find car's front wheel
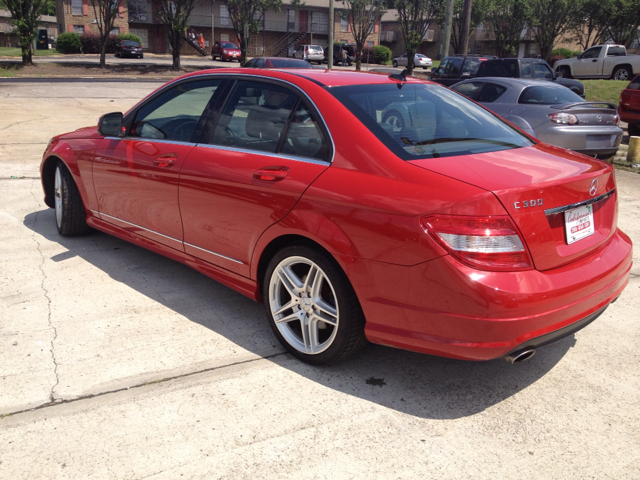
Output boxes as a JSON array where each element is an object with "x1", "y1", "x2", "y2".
[
  {"x1": 54, "y1": 162, "x2": 91, "y2": 236},
  {"x1": 263, "y1": 245, "x2": 366, "y2": 365},
  {"x1": 393, "y1": 60, "x2": 398, "y2": 68}
]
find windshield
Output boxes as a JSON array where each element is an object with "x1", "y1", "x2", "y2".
[
  {"x1": 330, "y1": 83, "x2": 533, "y2": 160},
  {"x1": 222, "y1": 43, "x2": 237, "y2": 49},
  {"x1": 518, "y1": 86, "x2": 584, "y2": 105}
]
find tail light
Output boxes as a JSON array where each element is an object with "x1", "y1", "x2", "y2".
[
  {"x1": 548, "y1": 113, "x2": 578, "y2": 124},
  {"x1": 614, "y1": 114, "x2": 620, "y2": 125},
  {"x1": 422, "y1": 215, "x2": 533, "y2": 271}
]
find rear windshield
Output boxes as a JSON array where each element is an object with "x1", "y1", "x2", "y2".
[
  {"x1": 518, "y1": 86, "x2": 584, "y2": 104},
  {"x1": 330, "y1": 83, "x2": 533, "y2": 160},
  {"x1": 307, "y1": 46, "x2": 323, "y2": 52},
  {"x1": 123, "y1": 41, "x2": 140, "y2": 46},
  {"x1": 627, "y1": 75, "x2": 640, "y2": 90}
]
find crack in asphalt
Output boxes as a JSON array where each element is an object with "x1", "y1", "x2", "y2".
[
  {"x1": 28, "y1": 180, "x2": 61, "y2": 404},
  {"x1": 0, "y1": 352, "x2": 288, "y2": 419}
]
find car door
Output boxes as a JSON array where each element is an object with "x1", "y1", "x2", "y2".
[
  {"x1": 574, "y1": 46, "x2": 602, "y2": 77},
  {"x1": 440, "y1": 57, "x2": 463, "y2": 86},
  {"x1": 92, "y1": 78, "x2": 223, "y2": 251},
  {"x1": 177, "y1": 79, "x2": 332, "y2": 277}
]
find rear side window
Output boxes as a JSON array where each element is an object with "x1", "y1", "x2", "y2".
[
  {"x1": 451, "y1": 81, "x2": 484, "y2": 100},
  {"x1": 444, "y1": 58, "x2": 463, "y2": 75},
  {"x1": 330, "y1": 83, "x2": 532, "y2": 160},
  {"x1": 477, "y1": 83, "x2": 506, "y2": 102},
  {"x1": 518, "y1": 86, "x2": 584, "y2": 105},
  {"x1": 627, "y1": 75, "x2": 640, "y2": 90}
]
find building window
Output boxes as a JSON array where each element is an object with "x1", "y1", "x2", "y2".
[
  {"x1": 220, "y1": 5, "x2": 230, "y2": 26},
  {"x1": 311, "y1": 11, "x2": 327, "y2": 33},
  {"x1": 340, "y1": 17, "x2": 348, "y2": 32},
  {"x1": 73, "y1": 25, "x2": 84, "y2": 33},
  {"x1": 71, "y1": 0, "x2": 83, "y2": 15},
  {"x1": 367, "y1": 41, "x2": 374, "y2": 47},
  {"x1": 220, "y1": 33, "x2": 229, "y2": 41}
]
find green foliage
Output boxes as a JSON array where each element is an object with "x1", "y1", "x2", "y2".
[
  {"x1": 551, "y1": 48, "x2": 580, "y2": 59},
  {"x1": 80, "y1": 33, "x2": 119, "y2": 53},
  {"x1": 56, "y1": 32, "x2": 82, "y2": 54},
  {"x1": 117, "y1": 33, "x2": 143, "y2": 44},
  {"x1": 373, "y1": 44, "x2": 392, "y2": 63},
  {"x1": 39, "y1": 0, "x2": 54, "y2": 15},
  {"x1": 394, "y1": 0, "x2": 445, "y2": 74}
]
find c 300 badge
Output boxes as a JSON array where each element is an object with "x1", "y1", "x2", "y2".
[{"x1": 514, "y1": 199, "x2": 543, "y2": 209}]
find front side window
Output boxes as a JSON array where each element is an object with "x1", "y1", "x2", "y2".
[
  {"x1": 210, "y1": 81, "x2": 330, "y2": 161},
  {"x1": 330, "y1": 83, "x2": 533, "y2": 160},
  {"x1": 131, "y1": 79, "x2": 221, "y2": 142},
  {"x1": 444, "y1": 57, "x2": 463, "y2": 75},
  {"x1": 582, "y1": 46, "x2": 601, "y2": 59},
  {"x1": 518, "y1": 86, "x2": 584, "y2": 105}
]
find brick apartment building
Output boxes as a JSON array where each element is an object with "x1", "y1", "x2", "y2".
[{"x1": 55, "y1": 0, "x2": 129, "y2": 36}]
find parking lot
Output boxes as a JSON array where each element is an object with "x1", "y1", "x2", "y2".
[{"x1": 0, "y1": 80, "x2": 639, "y2": 479}]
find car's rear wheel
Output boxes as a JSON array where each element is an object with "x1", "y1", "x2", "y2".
[
  {"x1": 393, "y1": 60, "x2": 398, "y2": 68},
  {"x1": 263, "y1": 245, "x2": 366, "y2": 365},
  {"x1": 613, "y1": 66, "x2": 632, "y2": 81},
  {"x1": 54, "y1": 162, "x2": 91, "y2": 237},
  {"x1": 557, "y1": 66, "x2": 571, "y2": 78}
]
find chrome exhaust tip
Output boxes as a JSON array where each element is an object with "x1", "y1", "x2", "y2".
[{"x1": 504, "y1": 348, "x2": 536, "y2": 364}]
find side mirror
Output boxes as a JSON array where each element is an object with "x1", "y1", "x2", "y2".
[
  {"x1": 98, "y1": 112, "x2": 124, "y2": 137},
  {"x1": 577, "y1": 54, "x2": 582, "y2": 59},
  {"x1": 431, "y1": 66, "x2": 439, "y2": 73}
]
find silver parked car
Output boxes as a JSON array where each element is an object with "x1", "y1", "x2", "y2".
[
  {"x1": 392, "y1": 53, "x2": 432, "y2": 69},
  {"x1": 451, "y1": 78, "x2": 622, "y2": 160},
  {"x1": 293, "y1": 44, "x2": 324, "y2": 64}
]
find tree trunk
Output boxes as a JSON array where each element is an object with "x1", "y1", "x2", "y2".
[
  {"x1": 459, "y1": 0, "x2": 473, "y2": 55},
  {"x1": 355, "y1": 47, "x2": 362, "y2": 71},
  {"x1": 172, "y1": 35, "x2": 181, "y2": 70},
  {"x1": 100, "y1": 42, "x2": 106, "y2": 68},
  {"x1": 21, "y1": 42, "x2": 33, "y2": 66}
]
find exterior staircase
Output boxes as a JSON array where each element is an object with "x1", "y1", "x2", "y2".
[
  {"x1": 182, "y1": 28, "x2": 207, "y2": 56},
  {"x1": 273, "y1": 32, "x2": 306, "y2": 57}
]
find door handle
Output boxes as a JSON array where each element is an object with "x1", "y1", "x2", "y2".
[
  {"x1": 154, "y1": 154, "x2": 177, "y2": 167},
  {"x1": 592, "y1": 59, "x2": 597, "y2": 62},
  {"x1": 253, "y1": 166, "x2": 289, "y2": 181}
]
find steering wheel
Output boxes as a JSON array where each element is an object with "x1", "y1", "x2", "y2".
[{"x1": 172, "y1": 120, "x2": 199, "y2": 143}]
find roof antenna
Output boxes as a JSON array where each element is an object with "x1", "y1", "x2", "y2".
[{"x1": 389, "y1": 68, "x2": 408, "y2": 86}]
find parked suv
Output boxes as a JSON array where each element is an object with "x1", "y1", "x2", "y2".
[
  {"x1": 324, "y1": 44, "x2": 355, "y2": 66},
  {"x1": 618, "y1": 74, "x2": 640, "y2": 136},
  {"x1": 429, "y1": 55, "x2": 497, "y2": 86},
  {"x1": 476, "y1": 58, "x2": 585, "y2": 97},
  {"x1": 293, "y1": 44, "x2": 324, "y2": 64}
]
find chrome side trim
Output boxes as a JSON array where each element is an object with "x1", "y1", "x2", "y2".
[
  {"x1": 104, "y1": 136, "x2": 195, "y2": 147},
  {"x1": 195, "y1": 143, "x2": 330, "y2": 166},
  {"x1": 99, "y1": 212, "x2": 183, "y2": 244},
  {"x1": 184, "y1": 242, "x2": 244, "y2": 264},
  {"x1": 90, "y1": 209, "x2": 100, "y2": 216},
  {"x1": 544, "y1": 189, "x2": 615, "y2": 216}
]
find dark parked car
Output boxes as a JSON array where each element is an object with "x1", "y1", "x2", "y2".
[
  {"x1": 324, "y1": 44, "x2": 355, "y2": 66},
  {"x1": 429, "y1": 55, "x2": 497, "y2": 86},
  {"x1": 243, "y1": 57, "x2": 314, "y2": 69},
  {"x1": 211, "y1": 42, "x2": 241, "y2": 62},
  {"x1": 476, "y1": 58, "x2": 585, "y2": 97},
  {"x1": 618, "y1": 74, "x2": 640, "y2": 136},
  {"x1": 40, "y1": 69, "x2": 632, "y2": 365},
  {"x1": 451, "y1": 77, "x2": 621, "y2": 159},
  {"x1": 116, "y1": 40, "x2": 143, "y2": 59}
]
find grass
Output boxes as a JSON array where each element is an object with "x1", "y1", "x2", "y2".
[
  {"x1": 0, "y1": 46, "x2": 62, "y2": 57},
  {"x1": 583, "y1": 79, "x2": 627, "y2": 103}
]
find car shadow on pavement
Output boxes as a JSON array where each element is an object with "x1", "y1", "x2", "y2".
[{"x1": 25, "y1": 208, "x2": 573, "y2": 419}]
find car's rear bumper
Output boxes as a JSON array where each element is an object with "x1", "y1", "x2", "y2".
[
  {"x1": 537, "y1": 125, "x2": 623, "y2": 156},
  {"x1": 349, "y1": 228, "x2": 632, "y2": 361}
]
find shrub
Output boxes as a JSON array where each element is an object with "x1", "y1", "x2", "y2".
[
  {"x1": 117, "y1": 32, "x2": 142, "y2": 44},
  {"x1": 80, "y1": 33, "x2": 102, "y2": 54},
  {"x1": 374, "y1": 45, "x2": 392, "y2": 64},
  {"x1": 55, "y1": 32, "x2": 82, "y2": 54},
  {"x1": 551, "y1": 48, "x2": 581, "y2": 59}
]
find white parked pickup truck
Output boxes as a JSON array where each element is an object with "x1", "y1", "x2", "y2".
[{"x1": 554, "y1": 44, "x2": 640, "y2": 81}]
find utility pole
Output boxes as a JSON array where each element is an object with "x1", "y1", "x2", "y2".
[
  {"x1": 440, "y1": 0, "x2": 454, "y2": 59},
  {"x1": 328, "y1": 0, "x2": 334, "y2": 68},
  {"x1": 459, "y1": 0, "x2": 472, "y2": 55}
]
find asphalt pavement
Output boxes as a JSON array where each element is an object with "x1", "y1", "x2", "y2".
[{"x1": 0, "y1": 80, "x2": 638, "y2": 479}]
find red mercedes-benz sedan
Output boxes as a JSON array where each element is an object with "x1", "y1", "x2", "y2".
[{"x1": 40, "y1": 69, "x2": 633, "y2": 365}]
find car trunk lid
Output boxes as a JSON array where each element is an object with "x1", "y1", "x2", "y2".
[{"x1": 408, "y1": 144, "x2": 617, "y2": 271}]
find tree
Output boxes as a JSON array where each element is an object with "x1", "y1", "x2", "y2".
[
  {"x1": 450, "y1": 0, "x2": 489, "y2": 54},
  {"x1": 157, "y1": 0, "x2": 199, "y2": 70},
  {"x1": 340, "y1": 0, "x2": 385, "y2": 70},
  {"x1": 88, "y1": 0, "x2": 121, "y2": 68},
  {"x1": 221, "y1": 0, "x2": 286, "y2": 64},
  {"x1": 394, "y1": 0, "x2": 445, "y2": 75},
  {"x1": 4, "y1": 0, "x2": 47, "y2": 65},
  {"x1": 526, "y1": 0, "x2": 575, "y2": 62},
  {"x1": 603, "y1": 0, "x2": 640, "y2": 46},
  {"x1": 485, "y1": 0, "x2": 529, "y2": 58},
  {"x1": 570, "y1": 0, "x2": 608, "y2": 50}
]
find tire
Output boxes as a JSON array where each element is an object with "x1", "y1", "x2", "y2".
[
  {"x1": 382, "y1": 109, "x2": 405, "y2": 132},
  {"x1": 628, "y1": 123, "x2": 640, "y2": 137},
  {"x1": 54, "y1": 162, "x2": 91, "y2": 237},
  {"x1": 263, "y1": 245, "x2": 367, "y2": 365},
  {"x1": 613, "y1": 66, "x2": 632, "y2": 81},
  {"x1": 557, "y1": 66, "x2": 571, "y2": 79},
  {"x1": 139, "y1": 54, "x2": 143, "y2": 59},
  {"x1": 393, "y1": 60, "x2": 398, "y2": 68}
]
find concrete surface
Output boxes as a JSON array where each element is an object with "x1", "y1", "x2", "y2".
[{"x1": 0, "y1": 81, "x2": 639, "y2": 479}]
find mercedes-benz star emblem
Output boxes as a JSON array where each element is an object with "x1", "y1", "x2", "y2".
[{"x1": 589, "y1": 178, "x2": 598, "y2": 196}]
